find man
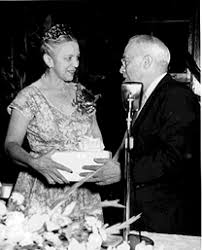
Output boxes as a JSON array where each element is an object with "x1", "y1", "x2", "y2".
[{"x1": 82, "y1": 35, "x2": 201, "y2": 235}]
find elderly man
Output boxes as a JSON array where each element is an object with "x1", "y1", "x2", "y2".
[{"x1": 82, "y1": 35, "x2": 200, "y2": 235}]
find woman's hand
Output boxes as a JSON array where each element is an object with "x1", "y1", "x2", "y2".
[
  {"x1": 80, "y1": 158, "x2": 121, "y2": 185},
  {"x1": 30, "y1": 150, "x2": 72, "y2": 185}
]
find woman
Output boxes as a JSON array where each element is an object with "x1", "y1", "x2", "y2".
[{"x1": 4, "y1": 24, "x2": 104, "y2": 220}]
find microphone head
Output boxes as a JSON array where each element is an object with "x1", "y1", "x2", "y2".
[{"x1": 121, "y1": 82, "x2": 143, "y2": 111}]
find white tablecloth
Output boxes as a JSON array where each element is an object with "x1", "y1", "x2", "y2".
[{"x1": 130, "y1": 231, "x2": 201, "y2": 250}]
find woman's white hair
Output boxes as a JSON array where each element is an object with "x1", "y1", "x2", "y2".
[{"x1": 127, "y1": 34, "x2": 171, "y2": 70}]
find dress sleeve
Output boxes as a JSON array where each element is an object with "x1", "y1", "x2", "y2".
[{"x1": 7, "y1": 87, "x2": 36, "y2": 120}]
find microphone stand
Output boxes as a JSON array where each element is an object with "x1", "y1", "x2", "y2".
[
  {"x1": 122, "y1": 83, "x2": 143, "y2": 243},
  {"x1": 123, "y1": 94, "x2": 138, "y2": 242}
]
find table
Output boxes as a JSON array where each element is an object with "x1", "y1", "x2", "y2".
[{"x1": 130, "y1": 231, "x2": 201, "y2": 250}]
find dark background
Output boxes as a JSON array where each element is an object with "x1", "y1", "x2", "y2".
[{"x1": 0, "y1": 0, "x2": 200, "y2": 227}]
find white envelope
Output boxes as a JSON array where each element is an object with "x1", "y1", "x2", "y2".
[{"x1": 51, "y1": 151, "x2": 111, "y2": 182}]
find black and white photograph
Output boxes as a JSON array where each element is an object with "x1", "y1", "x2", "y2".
[{"x1": 0, "y1": 0, "x2": 200, "y2": 249}]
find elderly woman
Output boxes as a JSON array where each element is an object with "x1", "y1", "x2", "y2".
[{"x1": 4, "y1": 24, "x2": 104, "y2": 220}]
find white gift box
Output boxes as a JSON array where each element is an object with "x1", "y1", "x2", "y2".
[{"x1": 51, "y1": 151, "x2": 111, "y2": 182}]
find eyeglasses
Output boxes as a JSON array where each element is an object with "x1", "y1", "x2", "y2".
[{"x1": 121, "y1": 58, "x2": 130, "y2": 68}]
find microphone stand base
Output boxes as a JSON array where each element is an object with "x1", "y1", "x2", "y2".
[{"x1": 128, "y1": 234, "x2": 154, "y2": 250}]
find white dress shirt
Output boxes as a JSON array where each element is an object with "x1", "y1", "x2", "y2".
[{"x1": 136, "y1": 73, "x2": 167, "y2": 118}]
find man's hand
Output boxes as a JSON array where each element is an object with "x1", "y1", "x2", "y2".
[{"x1": 80, "y1": 158, "x2": 121, "y2": 185}]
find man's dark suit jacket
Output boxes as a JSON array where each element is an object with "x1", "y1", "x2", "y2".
[{"x1": 127, "y1": 74, "x2": 200, "y2": 235}]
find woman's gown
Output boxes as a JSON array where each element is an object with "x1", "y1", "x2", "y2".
[{"x1": 7, "y1": 79, "x2": 104, "y2": 221}]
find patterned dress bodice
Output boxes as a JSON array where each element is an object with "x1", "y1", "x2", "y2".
[{"x1": 8, "y1": 82, "x2": 104, "y2": 157}]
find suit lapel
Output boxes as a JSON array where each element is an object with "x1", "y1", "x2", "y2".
[{"x1": 131, "y1": 74, "x2": 171, "y2": 129}]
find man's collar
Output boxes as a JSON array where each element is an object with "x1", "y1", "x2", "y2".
[{"x1": 144, "y1": 73, "x2": 167, "y2": 100}]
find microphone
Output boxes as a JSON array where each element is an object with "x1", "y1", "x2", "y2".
[{"x1": 121, "y1": 82, "x2": 143, "y2": 112}]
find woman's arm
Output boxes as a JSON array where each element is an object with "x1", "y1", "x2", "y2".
[
  {"x1": 4, "y1": 109, "x2": 33, "y2": 167},
  {"x1": 4, "y1": 109, "x2": 72, "y2": 184}
]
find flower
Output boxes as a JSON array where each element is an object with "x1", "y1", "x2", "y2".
[
  {"x1": 73, "y1": 84, "x2": 100, "y2": 115},
  {"x1": 0, "y1": 193, "x2": 141, "y2": 250},
  {"x1": 0, "y1": 194, "x2": 105, "y2": 250}
]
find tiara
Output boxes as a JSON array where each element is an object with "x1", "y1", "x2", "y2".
[{"x1": 42, "y1": 24, "x2": 72, "y2": 42}]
